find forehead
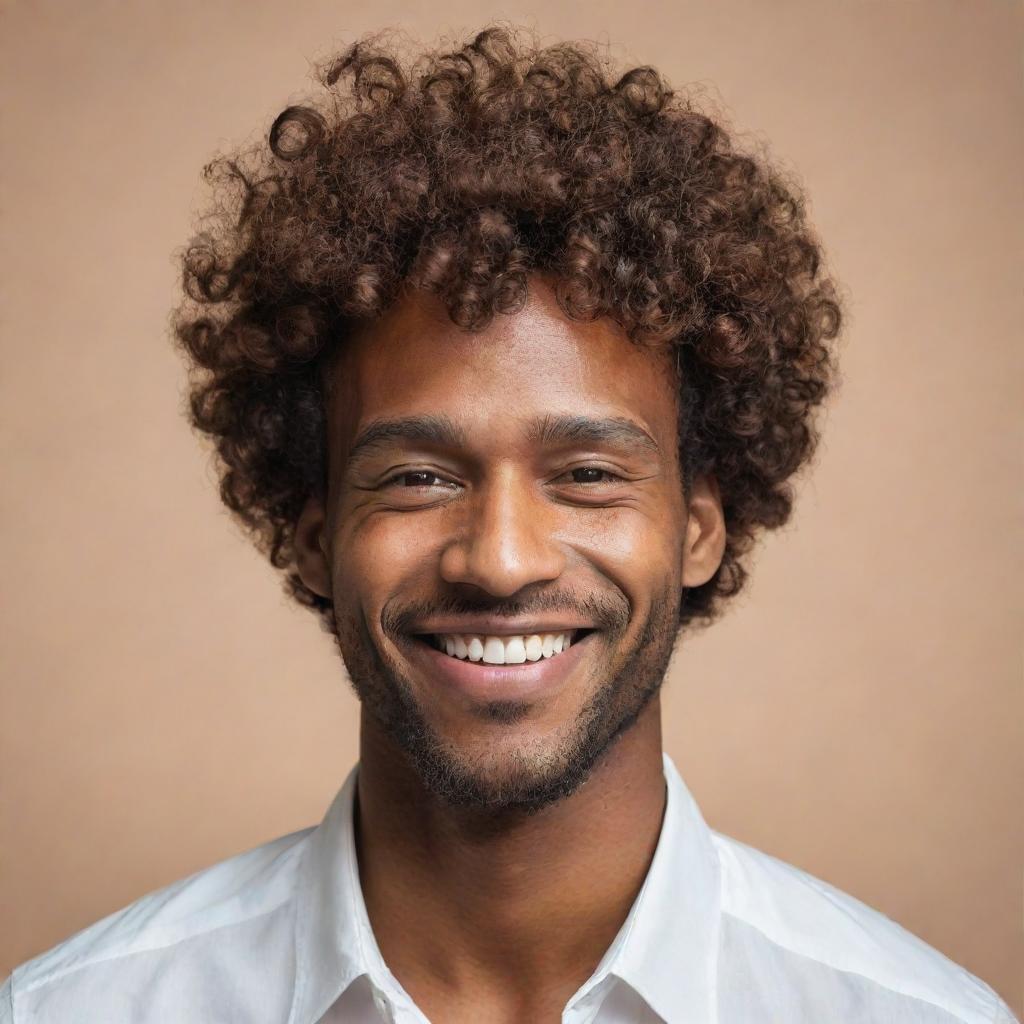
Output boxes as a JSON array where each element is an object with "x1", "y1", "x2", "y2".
[{"x1": 325, "y1": 278, "x2": 679, "y2": 453}]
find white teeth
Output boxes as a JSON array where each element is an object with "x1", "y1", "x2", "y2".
[
  {"x1": 504, "y1": 637, "x2": 527, "y2": 664},
  {"x1": 433, "y1": 631, "x2": 581, "y2": 665},
  {"x1": 482, "y1": 637, "x2": 506, "y2": 664}
]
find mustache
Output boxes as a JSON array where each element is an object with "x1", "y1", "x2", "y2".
[{"x1": 382, "y1": 589, "x2": 631, "y2": 638}]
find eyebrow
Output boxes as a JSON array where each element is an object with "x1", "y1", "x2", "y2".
[
  {"x1": 346, "y1": 415, "x2": 466, "y2": 467},
  {"x1": 344, "y1": 412, "x2": 661, "y2": 469},
  {"x1": 528, "y1": 414, "x2": 661, "y2": 456}
]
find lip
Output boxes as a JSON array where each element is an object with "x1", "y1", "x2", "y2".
[
  {"x1": 403, "y1": 630, "x2": 596, "y2": 705},
  {"x1": 409, "y1": 617, "x2": 593, "y2": 636}
]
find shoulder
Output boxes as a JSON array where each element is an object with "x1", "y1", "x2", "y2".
[
  {"x1": 711, "y1": 831, "x2": 1016, "y2": 1023},
  {"x1": 3, "y1": 827, "x2": 313, "y2": 1022}
]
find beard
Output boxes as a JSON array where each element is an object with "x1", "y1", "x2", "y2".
[{"x1": 328, "y1": 582, "x2": 682, "y2": 816}]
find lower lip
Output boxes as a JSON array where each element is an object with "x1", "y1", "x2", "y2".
[{"x1": 405, "y1": 634, "x2": 595, "y2": 704}]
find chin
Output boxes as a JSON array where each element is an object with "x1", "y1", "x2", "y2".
[{"x1": 398, "y1": 708, "x2": 618, "y2": 815}]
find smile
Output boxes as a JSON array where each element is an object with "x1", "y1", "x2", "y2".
[
  {"x1": 428, "y1": 631, "x2": 585, "y2": 664},
  {"x1": 406, "y1": 629, "x2": 597, "y2": 704}
]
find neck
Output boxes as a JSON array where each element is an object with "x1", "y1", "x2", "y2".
[{"x1": 354, "y1": 699, "x2": 667, "y2": 1019}]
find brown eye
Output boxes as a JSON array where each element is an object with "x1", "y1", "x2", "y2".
[
  {"x1": 375, "y1": 468, "x2": 459, "y2": 509},
  {"x1": 570, "y1": 467, "x2": 616, "y2": 484},
  {"x1": 399, "y1": 471, "x2": 442, "y2": 487},
  {"x1": 381, "y1": 470, "x2": 457, "y2": 492}
]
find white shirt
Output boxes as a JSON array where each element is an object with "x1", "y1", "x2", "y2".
[{"x1": 2, "y1": 753, "x2": 1016, "y2": 1023}]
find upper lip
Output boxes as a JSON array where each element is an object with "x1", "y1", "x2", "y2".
[{"x1": 410, "y1": 618, "x2": 594, "y2": 636}]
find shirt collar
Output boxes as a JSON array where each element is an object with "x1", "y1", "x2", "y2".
[
  {"x1": 289, "y1": 763, "x2": 395, "y2": 1024},
  {"x1": 289, "y1": 751, "x2": 721, "y2": 1024},
  {"x1": 593, "y1": 752, "x2": 722, "y2": 1024}
]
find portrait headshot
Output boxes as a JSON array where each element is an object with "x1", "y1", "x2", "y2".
[{"x1": 1, "y1": 2, "x2": 1020, "y2": 1022}]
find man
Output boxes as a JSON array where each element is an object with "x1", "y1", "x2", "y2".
[{"x1": 2, "y1": 25, "x2": 1016, "y2": 1024}]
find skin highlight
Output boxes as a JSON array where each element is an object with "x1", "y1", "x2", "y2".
[{"x1": 293, "y1": 276, "x2": 725, "y2": 1022}]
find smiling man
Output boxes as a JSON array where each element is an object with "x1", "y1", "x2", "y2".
[
  {"x1": 308, "y1": 282, "x2": 712, "y2": 829},
  {"x1": 2, "y1": 25, "x2": 1016, "y2": 1024}
]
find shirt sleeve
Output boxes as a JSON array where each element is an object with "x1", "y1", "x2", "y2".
[
  {"x1": 992, "y1": 997, "x2": 1021, "y2": 1024},
  {"x1": 0, "y1": 975, "x2": 13, "y2": 1024}
]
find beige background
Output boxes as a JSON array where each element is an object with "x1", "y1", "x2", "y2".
[{"x1": 1, "y1": 0, "x2": 1021, "y2": 1013}]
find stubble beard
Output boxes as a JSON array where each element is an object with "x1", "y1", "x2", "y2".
[{"x1": 329, "y1": 584, "x2": 682, "y2": 816}]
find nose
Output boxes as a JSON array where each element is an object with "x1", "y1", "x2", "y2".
[{"x1": 438, "y1": 465, "x2": 566, "y2": 598}]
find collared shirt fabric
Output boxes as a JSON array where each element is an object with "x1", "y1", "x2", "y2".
[{"x1": 2, "y1": 754, "x2": 1017, "y2": 1024}]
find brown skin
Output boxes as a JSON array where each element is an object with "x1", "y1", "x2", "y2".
[{"x1": 294, "y1": 276, "x2": 725, "y2": 1022}]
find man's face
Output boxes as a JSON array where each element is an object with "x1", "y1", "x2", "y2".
[{"x1": 299, "y1": 278, "x2": 719, "y2": 813}]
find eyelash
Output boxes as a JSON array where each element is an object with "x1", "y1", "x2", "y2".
[
  {"x1": 381, "y1": 467, "x2": 625, "y2": 489},
  {"x1": 383, "y1": 470, "x2": 457, "y2": 489},
  {"x1": 561, "y1": 467, "x2": 623, "y2": 485}
]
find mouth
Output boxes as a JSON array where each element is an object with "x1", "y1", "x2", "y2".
[
  {"x1": 417, "y1": 628, "x2": 596, "y2": 665},
  {"x1": 403, "y1": 628, "x2": 598, "y2": 705}
]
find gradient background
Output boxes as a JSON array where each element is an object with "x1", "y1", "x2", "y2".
[{"x1": 1, "y1": 0, "x2": 1020, "y2": 1013}]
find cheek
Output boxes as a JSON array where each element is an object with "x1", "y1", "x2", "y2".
[
  {"x1": 333, "y1": 511, "x2": 439, "y2": 607},
  {"x1": 565, "y1": 506, "x2": 684, "y2": 600}
]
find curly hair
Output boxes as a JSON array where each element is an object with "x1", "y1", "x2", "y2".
[{"x1": 171, "y1": 25, "x2": 843, "y2": 633}]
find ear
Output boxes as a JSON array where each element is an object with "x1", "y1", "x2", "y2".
[
  {"x1": 293, "y1": 493, "x2": 332, "y2": 599},
  {"x1": 681, "y1": 474, "x2": 726, "y2": 588}
]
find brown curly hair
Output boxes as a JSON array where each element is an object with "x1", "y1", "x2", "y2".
[{"x1": 171, "y1": 25, "x2": 843, "y2": 633}]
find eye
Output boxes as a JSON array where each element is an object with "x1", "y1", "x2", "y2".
[
  {"x1": 398, "y1": 471, "x2": 439, "y2": 487},
  {"x1": 384, "y1": 470, "x2": 456, "y2": 489},
  {"x1": 563, "y1": 466, "x2": 623, "y2": 485}
]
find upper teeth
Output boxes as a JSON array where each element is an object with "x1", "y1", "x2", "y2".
[{"x1": 436, "y1": 632, "x2": 575, "y2": 664}]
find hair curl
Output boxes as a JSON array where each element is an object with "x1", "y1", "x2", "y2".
[{"x1": 171, "y1": 25, "x2": 843, "y2": 632}]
